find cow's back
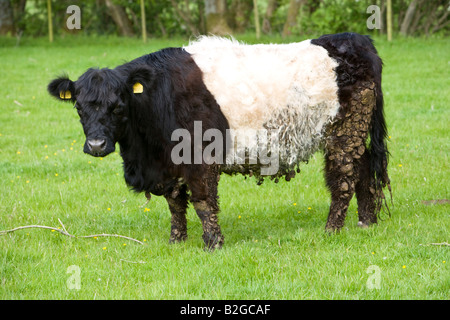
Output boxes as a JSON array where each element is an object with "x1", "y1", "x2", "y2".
[{"x1": 184, "y1": 37, "x2": 341, "y2": 168}]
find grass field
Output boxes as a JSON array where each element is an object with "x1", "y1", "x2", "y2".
[{"x1": 0, "y1": 34, "x2": 448, "y2": 300}]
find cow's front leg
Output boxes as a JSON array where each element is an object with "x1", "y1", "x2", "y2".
[
  {"x1": 165, "y1": 184, "x2": 189, "y2": 243},
  {"x1": 190, "y1": 165, "x2": 224, "y2": 251},
  {"x1": 193, "y1": 200, "x2": 224, "y2": 251}
]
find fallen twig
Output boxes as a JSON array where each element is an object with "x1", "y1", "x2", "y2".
[
  {"x1": 420, "y1": 242, "x2": 450, "y2": 247},
  {"x1": 0, "y1": 221, "x2": 145, "y2": 245},
  {"x1": 120, "y1": 259, "x2": 146, "y2": 264},
  {"x1": 77, "y1": 233, "x2": 144, "y2": 244},
  {"x1": 430, "y1": 242, "x2": 450, "y2": 247},
  {"x1": 0, "y1": 225, "x2": 73, "y2": 237}
]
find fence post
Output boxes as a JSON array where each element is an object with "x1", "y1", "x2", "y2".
[
  {"x1": 47, "y1": 0, "x2": 53, "y2": 42},
  {"x1": 253, "y1": 0, "x2": 260, "y2": 39},
  {"x1": 387, "y1": 0, "x2": 392, "y2": 41},
  {"x1": 140, "y1": 0, "x2": 147, "y2": 43}
]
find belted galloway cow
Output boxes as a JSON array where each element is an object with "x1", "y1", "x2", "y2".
[{"x1": 48, "y1": 33, "x2": 391, "y2": 250}]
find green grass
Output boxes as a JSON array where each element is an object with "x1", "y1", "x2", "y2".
[{"x1": 0, "y1": 34, "x2": 448, "y2": 300}]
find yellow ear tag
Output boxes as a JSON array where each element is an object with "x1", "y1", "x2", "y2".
[
  {"x1": 133, "y1": 82, "x2": 144, "y2": 94},
  {"x1": 60, "y1": 90, "x2": 72, "y2": 99}
]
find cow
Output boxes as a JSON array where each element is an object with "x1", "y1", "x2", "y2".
[{"x1": 48, "y1": 32, "x2": 391, "y2": 250}]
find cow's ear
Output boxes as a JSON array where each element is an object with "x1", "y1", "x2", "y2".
[
  {"x1": 48, "y1": 76, "x2": 76, "y2": 102},
  {"x1": 125, "y1": 65, "x2": 155, "y2": 96}
]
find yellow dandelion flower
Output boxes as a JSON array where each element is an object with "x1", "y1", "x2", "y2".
[
  {"x1": 298, "y1": 211, "x2": 301, "y2": 213},
  {"x1": 371, "y1": 252, "x2": 375, "y2": 255},
  {"x1": 293, "y1": 203, "x2": 297, "y2": 206},
  {"x1": 443, "y1": 261, "x2": 446, "y2": 264},
  {"x1": 55, "y1": 173, "x2": 58, "y2": 177},
  {"x1": 51, "y1": 229, "x2": 55, "y2": 232},
  {"x1": 308, "y1": 207, "x2": 311, "y2": 210},
  {"x1": 402, "y1": 265, "x2": 406, "y2": 269},
  {"x1": 107, "y1": 207, "x2": 111, "y2": 211},
  {"x1": 143, "y1": 239, "x2": 147, "y2": 242},
  {"x1": 16, "y1": 151, "x2": 21, "y2": 155},
  {"x1": 26, "y1": 180, "x2": 30, "y2": 184},
  {"x1": 238, "y1": 215, "x2": 241, "y2": 219},
  {"x1": 44, "y1": 145, "x2": 48, "y2": 148},
  {"x1": 102, "y1": 247, "x2": 106, "y2": 250},
  {"x1": 93, "y1": 236, "x2": 98, "y2": 239},
  {"x1": 123, "y1": 243, "x2": 127, "y2": 246},
  {"x1": 398, "y1": 164, "x2": 403, "y2": 167},
  {"x1": 144, "y1": 208, "x2": 150, "y2": 212}
]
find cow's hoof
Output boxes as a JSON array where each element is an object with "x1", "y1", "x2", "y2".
[
  {"x1": 169, "y1": 229, "x2": 187, "y2": 243},
  {"x1": 357, "y1": 221, "x2": 369, "y2": 228},
  {"x1": 203, "y1": 233, "x2": 224, "y2": 252},
  {"x1": 325, "y1": 224, "x2": 342, "y2": 234}
]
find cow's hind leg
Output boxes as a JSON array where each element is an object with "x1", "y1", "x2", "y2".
[
  {"x1": 355, "y1": 150, "x2": 378, "y2": 228},
  {"x1": 165, "y1": 184, "x2": 189, "y2": 243},
  {"x1": 190, "y1": 165, "x2": 224, "y2": 251},
  {"x1": 324, "y1": 82, "x2": 377, "y2": 232},
  {"x1": 324, "y1": 152, "x2": 358, "y2": 232}
]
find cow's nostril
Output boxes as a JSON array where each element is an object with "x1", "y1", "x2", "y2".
[{"x1": 87, "y1": 139, "x2": 107, "y2": 153}]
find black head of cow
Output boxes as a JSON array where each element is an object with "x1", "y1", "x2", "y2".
[{"x1": 48, "y1": 65, "x2": 154, "y2": 157}]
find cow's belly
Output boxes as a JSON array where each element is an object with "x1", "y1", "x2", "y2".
[{"x1": 185, "y1": 37, "x2": 340, "y2": 173}]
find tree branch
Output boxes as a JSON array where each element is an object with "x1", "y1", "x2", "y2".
[{"x1": 0, "y1": 221, "x2": 145, "y2": 245}]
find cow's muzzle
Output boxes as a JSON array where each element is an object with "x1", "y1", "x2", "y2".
[{"x1": 84, "y1": 139, "x2": 112, "y2": 157}]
